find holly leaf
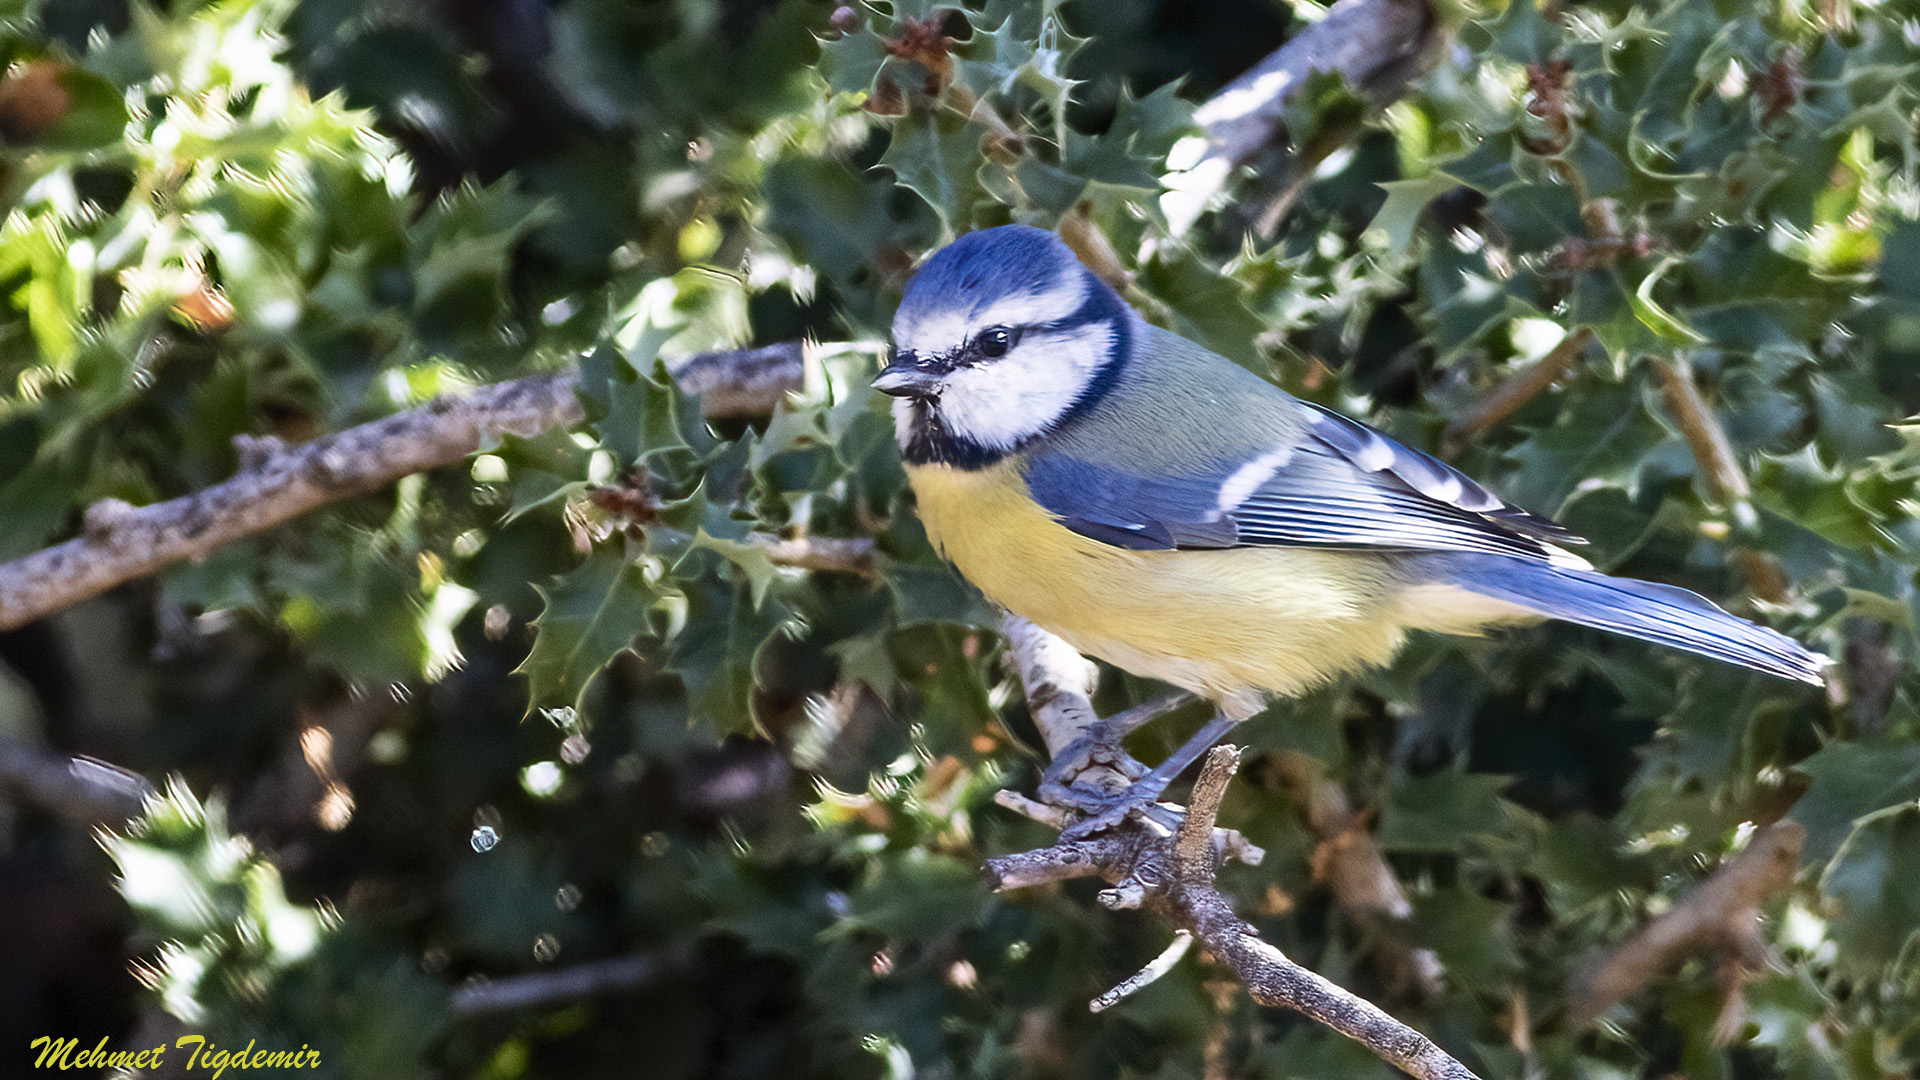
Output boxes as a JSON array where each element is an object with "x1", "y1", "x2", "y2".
[
  {"x1": 819, "y1": 25, "x2": 891, "y2": 97},
  {"x1": 692, "y1": 531, "x2": 781, "y2": 609},
  {"x1": 828, "y1": 631, "x2": 902, "y2": 699},
  {"x1": 518, "y1": 547, "x2": 658, "y2": 714},
  {"x1": 1370, "y1": 172, "x2": 1461, "y2": 256},
  {"x1": 1412, "y1": 885, "x2": 1522, "y2": 988},
  {"x1": 880, "y1": 112, "x2": 986, "y2": 231},
  {"x1": 956, "y1": 15, "x2": 1033, "y2": 99},
  {"x1": 1107, "y1": 80, "x2": 1197, "y2": 166},
  {"x1": 666, "y1": 565, "x2": 803, "y2": 734},
  {"x1": 1819, "y1": 807, "x2": 1920, "y2": 980},
  {"x1": 1136, "y1": 248, "x2": 1267, "y2": 368},
  {"x1": 1791, "y1": 740, "x2": 1920, "y2": 862},
  {"x1": 1478, "y1": 0, "x2": 1560, "y2": 66},
  {"x1": 40, "y1": 65, "x2": 130, "y2": 152},
  {"x1": 1378, "y1": 770, "x2": 1516, "y2": 854}
]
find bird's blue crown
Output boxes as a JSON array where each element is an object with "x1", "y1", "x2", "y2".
[{"x1": 897, "y1": 225, "x2": 1078, "y2": 318}]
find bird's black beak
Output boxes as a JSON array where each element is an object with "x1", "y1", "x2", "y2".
[{"x1": 872, "y1": 354, "x2": 945, "y2": 398}]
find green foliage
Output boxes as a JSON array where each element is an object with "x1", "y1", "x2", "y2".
[
  {"x1": 6, "y1": 0, "x2": 1920, "y2": 1078},
  {"x1": 102, "y1": 781, "x2": 448, "y2": 1079}
]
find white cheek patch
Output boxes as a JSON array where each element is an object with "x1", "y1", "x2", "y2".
[
  {"x1": 934, "y1": 321, "x2": 1113, "y2": 451},
  {"x1": 892, "y1": 275, "x2": 1090, "y2": 358}
]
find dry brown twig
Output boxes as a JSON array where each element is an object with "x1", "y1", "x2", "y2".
[
  {"x1": 450, "y1": 950, "x2": 685, "y2": 1016},
  {"x1": 745, "y1": 535, "x2": 877, "y2": 578},
  {"x1": 0, "y1": 344, "x2": 820, "y2": 827},
  {"x1": 1654, "y1": 358, "x2": 1792, "y2": 602},
  {"x1": 988, "y1": 742, "x2": 1481, "y2": 1080},
  {"x1": 1443, "y1": 326, "x2": 1595, "y2": 454},
  {"x1": 987, "y1": 615, "x2": 1480, "y2": 1080},
  {"x1": 1569, "y1": 821, "x2": 1804, "y2": 1031}
]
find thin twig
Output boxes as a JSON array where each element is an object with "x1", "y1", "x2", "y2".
[
  {"x1": 997, "y1": 613, "x2": 1102, "y2": 763},
  {"x1": 1057, "y1": 203, "x2": 1134, "y2": 294},
  {"x1": 1569, "y1": 822, "x2": 1803, "y2": 1027},
  {"x1": 747, "y1": 535, "x2": 876, "y2": 576},
  {"x1": 1171, "y1": 750, "x2": 1477, "y2": 1079},
  {"x1": 1653, "y1": 358, "x2": 1789, "y2": 600},
  {"x1": 1170, "y1": 747, "x2": 1239, "y2": 884},
  {"x1": 980, "y1": 832, "x2": 1136, "y2": 891},
  {"x1": 994, "y1": 788, "x2": 1074, "y2": 829},
  {"x1": 987, "y1": 747, "x2": 1482, "y2": 1080},
  {"x1": 1655, "y1": 358, "x2": 1753, "y2": 509},
  {"x1": 983, "y1": 624, "x2": 1476, "y2": 1079},
  {"x1": 1443, "y1": 326, "x2": 1594, "y2": 453},
  {"x1": 665, "y1": 342, "x2": 806, "y2": 419},
  {"x1": 0, "y1": 741, "x2": 153, "y2": 825},
  {"x1": 1091, "y1": 930, "x2": 1194, "y2": 1012},
  {"x1": 0, "y1": 372, "x2": 580, "y2": 631},
  {"x1": 451, "y1": 951, "x2": 683, "y2": 1016}
]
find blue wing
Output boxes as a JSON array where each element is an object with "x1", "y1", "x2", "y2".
[{"x1": 1024, "y1": 398, "x2": 1583, "y2": 560}]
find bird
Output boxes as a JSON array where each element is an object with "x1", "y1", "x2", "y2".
[{"x1": 872, "y1": 224, "x2": 1826, "y2": 837}]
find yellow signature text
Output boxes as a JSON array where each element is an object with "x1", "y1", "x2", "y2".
[{"x1": 29, "y1": 1034, "x2": 321, "y2": 1076}]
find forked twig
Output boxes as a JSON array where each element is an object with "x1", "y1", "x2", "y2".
[{"x1": 986, "y1": 618, "x2": 1481, "y2": 1080}]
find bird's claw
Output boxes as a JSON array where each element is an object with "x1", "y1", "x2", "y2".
[
  {"x1": 1033, "y1": 734, "x2": 1183, "y2": 838},
  {"x1": 1038, "y1": 732, "x2": 1147, "y2": 792},
  {"x1": 1056, "y1": 778, "x2": 1181, "y2": 841}
]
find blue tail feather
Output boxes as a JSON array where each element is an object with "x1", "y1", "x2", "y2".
[{"x1": 1417, "y1": 553, "x2": 1827, "y2": 685}]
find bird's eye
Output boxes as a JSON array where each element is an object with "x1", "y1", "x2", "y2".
[{"x1": 977, "y1": 327, "x2": 1013, "y2": 358}]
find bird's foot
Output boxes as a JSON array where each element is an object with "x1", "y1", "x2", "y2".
[
  {"x1": 1035, "y1": 732, "x2": 1147, "y2": 808},
  {"x1": 1056, "y1": 777, "x2": 1182, "y2": 841},
  {"x1": 1035, "y1": 730, "x2": 1181, "y2": 838},
  {"x1": 1046, "y1": 709, "x2": 1247, "y2": 841},
  {"x1": 1030, "y1": 692, "x2": 1193, "y2": 805}
]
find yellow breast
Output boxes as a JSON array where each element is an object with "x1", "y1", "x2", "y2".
[{"x1": 905, "y1": 460, "x2": 1419, "y2": 706}]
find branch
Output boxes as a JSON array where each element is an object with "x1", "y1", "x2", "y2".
[
  {"x1": 0, "y1": 740, "x2": 153, "y2": 825},
  {"x1": 983, "y1": 622, "x2": 1473, "y2": 1079},
  {"x1": 1569, "y1": 822, "x2": 1803, "y2": 1028},
  {"x1": 1442, "y1": 326, "x2": 1594, "y2": 454},
  {"x1": 450, "y1": 951, "x2": 683, "y2": 1016},
  {"x1": 1655, "y1": 358, "x2": 1752, "y2": 511},
  {"x1": 665, "y1": 341, "x2": 805, "y2": 419},
  {"x1": 986, "y1": 748, "x2": 1482, "y2": 1080},
  {"x1": 747, "y1": 534, "x2": 876, "y2": 577},
  {"x1": 0, "y1": 343, "x2": 815, "y2": 632},
  {"x1": 1653, "y1": 358, "x2": 1790, "y2": 601},
  {"x1": 0, "y1": 372, "x2": 580, "y2": 631},
  {"x1": 1162, "y1": 0, "x2": 1444, "y2": 235},
  {"x1": 997, "y1": 612, "x2": 1101, "y2": 762}
]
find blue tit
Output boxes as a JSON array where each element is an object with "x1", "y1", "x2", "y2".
[{"x1": 873, "y1": 224, "x2": 1825, "y2": 834}]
